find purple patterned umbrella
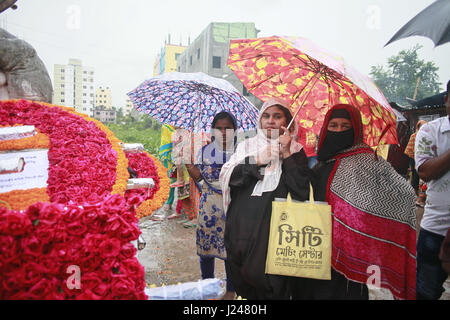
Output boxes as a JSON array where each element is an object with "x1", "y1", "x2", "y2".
[{"x1": 127, "y1": 72, "x2": 259, "y2": 132}]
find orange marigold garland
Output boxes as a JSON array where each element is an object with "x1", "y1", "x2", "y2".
[
  {"x1": 0, "y1": 188, "x2": 49, "y2": 211},
  {"x1": 0, "y1": 125, "x2": 50, "y2": 151},
  {"x1": 136, "y1": 154, "x2": 170, "y2": 219}
]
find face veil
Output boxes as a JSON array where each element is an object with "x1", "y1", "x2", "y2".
[{"x1": 316, "y1": 104, "x2": 363, "y2": 161}]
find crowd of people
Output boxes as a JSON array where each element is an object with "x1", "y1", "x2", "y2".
[{"x1": 153, "y1": 80, "x2": 450, "y2": 300}]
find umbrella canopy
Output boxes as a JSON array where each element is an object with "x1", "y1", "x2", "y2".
[
  {"x1": 228, "y1": 36, "x2": 398, "y2": 151},
  {"x1": 385, "y1": 0, "x2": 450, "y2": 47},
  {"x1": 127, "y1": 72, "x2": 259, "y2": 132}
]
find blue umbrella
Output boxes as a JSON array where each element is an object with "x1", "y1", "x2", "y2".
[{"x1": 127, "y1": 72, "x2": 259, "y2": 132}]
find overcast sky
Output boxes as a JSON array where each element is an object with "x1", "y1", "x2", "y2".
[{"x1": 2, "y1": 0, "x2": 449, "y2": 107}]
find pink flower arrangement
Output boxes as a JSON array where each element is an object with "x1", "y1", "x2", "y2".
[
  {"x1": 124, "y1": 152, "x2": 161, "y2": 208},
  {"x1": 0, "y1": 194, "x2": 147, "y2": 300},
  {"x1": 0, "y1": 100, "x2": 126, "y2": 205}
]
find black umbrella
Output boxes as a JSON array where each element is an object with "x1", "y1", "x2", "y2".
[{"x1": 385, "y1": 0, "x2": 450, "y2": 47}]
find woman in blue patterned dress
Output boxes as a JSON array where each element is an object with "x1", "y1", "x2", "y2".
[{"x1": 184, "y1": 111, "x2": 237, "y2": 300}]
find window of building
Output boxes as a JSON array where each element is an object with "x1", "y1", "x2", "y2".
[
  {"x1": 61, "y1": 84, "x2": 65, "y2": 88},
  {"x1": 61, "y1": 99, "x2": 65, "y2": 102},
  {"x1": 197, "y1": 48, "x2": 200, "y2": 60},
  {"x1": 178, "y1": 67, "x2": 180, "y2": 72},
  {"x1": 175, "y1": 53, "x2": 180, "y2": 60},
  {"x1": 190, "y1": 55, "x2": 193, "y2": 66},
  {"x1": 212, "y1": 56, "x2": 221, "y2": 69},
  {"x1": 61, "y1": 69, "x2": 65, "y2": 72}
]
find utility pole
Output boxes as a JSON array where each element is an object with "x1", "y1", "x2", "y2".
[
  {"x1": 406, "y1": 76, "x2": 421, "y2": 104},
  {"x1": 413, "y1": 76, "x2": 421, "y2": 100}
]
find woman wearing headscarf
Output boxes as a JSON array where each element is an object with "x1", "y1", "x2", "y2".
[
  {"x1": 219, "y1": 98, "x2": 313, "y2": 299},
  {"x1": 185, "y1": 111, "x2": 238, "y2": 300},
  {"x1": 292, "y1": 104, "x2": 417, "y2": 300}
]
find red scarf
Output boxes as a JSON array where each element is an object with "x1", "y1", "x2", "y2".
[{"x1": 327, "y1": 144, "x2": 417, "y2": 300}]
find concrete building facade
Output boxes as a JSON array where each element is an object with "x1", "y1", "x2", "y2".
[
  {"x1": 176, "y1": 22, "x2": 263, "y2": 108},
  {"x1": 124, "y1": 98, "x2": 134, "y2": 116},
  {"x1": 93, "y1": 107, "x2": 116, "y2": 124},
  {"x1": 53, "y1": 58, "x2": 95, "y2": 117},
  {"x1": 153, "y1": 40, "x2": 187, "y2": 76},
  {"x1": 95, "y1": 86, "x2": 112, "y2": 110}
]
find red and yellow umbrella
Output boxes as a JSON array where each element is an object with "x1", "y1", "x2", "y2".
[{"x1": 228, "y1": 36, "x2": 398, "y2": 155}]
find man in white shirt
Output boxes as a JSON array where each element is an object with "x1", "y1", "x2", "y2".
[{"x1": 415, "y1": 80, "x2": 450, "y2": 300}]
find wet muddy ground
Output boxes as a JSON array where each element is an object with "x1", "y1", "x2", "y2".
[
  {"x1": 137, "y1": 205, "x2": 449, "y2": 300},
  {"x1": 137, "y1": 207, "x2": 226, "y2": 288}
]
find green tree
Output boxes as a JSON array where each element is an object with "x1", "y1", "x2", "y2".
[
  {"x1": 107, "y1": 115, "x2": 161, "y2": 156},
  {"x1": 370, "y1": 45, "x2": 441, "y2": 105}
]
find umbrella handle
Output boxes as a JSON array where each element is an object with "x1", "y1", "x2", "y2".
[{"x1": 286, "y1": 70, "x2": 322, "y2": 131}]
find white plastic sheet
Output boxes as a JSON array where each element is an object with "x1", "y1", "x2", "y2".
[
  {"x1": 0, "y1": 125, "x2": 36, "y2": 141},
  {"x1": 145, "y1": 278, "x2": 225, "y2": 300}
]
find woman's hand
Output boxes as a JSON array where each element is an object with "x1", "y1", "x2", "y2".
[
  {"x1": 256, "y1": 143, "x2": 279, "y2": 166},
  {"x1": 279, "y1": 126, "x2": 292, "y2": 159}
]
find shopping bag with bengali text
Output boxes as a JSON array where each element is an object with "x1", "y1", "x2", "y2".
[{"x1": 265, "y1": 186, "x2": 332, "y2": 280}]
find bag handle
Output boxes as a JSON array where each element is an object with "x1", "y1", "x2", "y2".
[
  {"x1": 286, "y1": 183, "x2": 315, "y2": 204},
  {"x1": 309, "y1": 183, "x2": 315, "y2": 204}
]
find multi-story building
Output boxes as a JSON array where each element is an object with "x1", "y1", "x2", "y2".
[
  {"x1": 53, "y1": 58, "x2": 95, "y2": 116},
  {"x1": 93, "y1": 107, "x2": 116, "y2": 124},
  {"x1": 124, "y1": 98, "x2": 134, "y2": 116},
  {"x1": 154, "y1": 37, "x2": 187, "y2": 76},
  {"x1": 95, "y1": 86, "x2": 112, "y2": 110},
  {"x1": 176, "y1": 22, "x2": 262, "y2": 108}
]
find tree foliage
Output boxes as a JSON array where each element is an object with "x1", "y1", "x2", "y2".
[
  {"x1": 107, "y1": 113, "x2": 161, "y2": 156},
  {"x1": 370, "y1": 45, "x2": 441, "y2": 105}
]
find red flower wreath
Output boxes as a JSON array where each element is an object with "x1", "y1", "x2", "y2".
[{"x1": 0, "y1": 100, "x2": 128, "y2": 206}]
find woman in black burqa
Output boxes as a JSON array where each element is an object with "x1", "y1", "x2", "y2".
[{"x1": 219, "y1": 98, "x2": 313, "y2": 299}]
